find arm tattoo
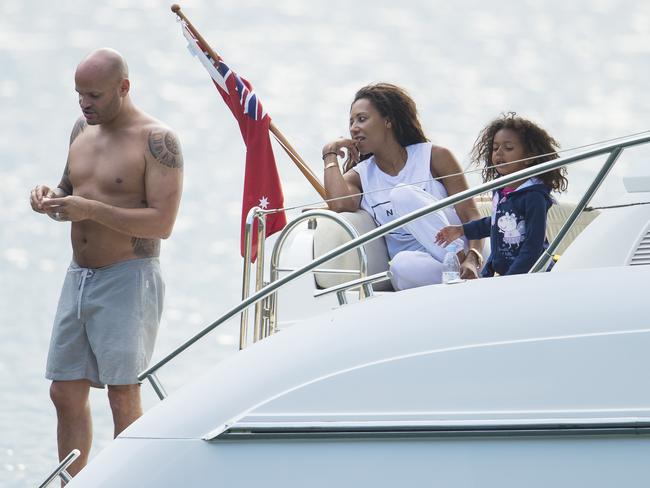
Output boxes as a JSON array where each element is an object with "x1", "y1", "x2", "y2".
[
  {"x1": 131, "y1": 237, "x2": 161, "y2": 257},
  {"x1": 58, "y1": 161, "x2": 73, "y2": 196},
  {"x1": 69, "y1": 117, "x2": 87, "y2": 145},
  {"x1": 148, "y1": 129, "x2": 184, "y2": 168}
]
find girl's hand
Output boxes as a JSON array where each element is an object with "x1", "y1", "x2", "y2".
[{"x1": 435, "y1": 225, "x2": 463, "y2": 246}]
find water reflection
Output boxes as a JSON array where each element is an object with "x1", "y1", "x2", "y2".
[{"x1": 1, "y1": 1, "x2": 649, "y2": 485}]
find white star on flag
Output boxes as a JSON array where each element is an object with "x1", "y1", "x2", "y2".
[{"x1": 258, "y1": 196, "x2": 270, "y2": 209}]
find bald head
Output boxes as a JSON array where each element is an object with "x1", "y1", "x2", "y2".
[
  {"x1": 75, "y1": 48, "x2": 132, "y2": 126},
  {"x1": 77, "y1": 48, "x2": 129, "y2": 84}
]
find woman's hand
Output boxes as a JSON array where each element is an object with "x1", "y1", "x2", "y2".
[
  {"x1": 322, "y1": 138, "x2": 363, "y2": 212},
  {"x1": 460, "y1": 248, "x2": 482, "y2": 280},
  {"x1": 322, "y1": 138, "x2": 360, "y2": 168},
  {"x1": 460, "y1": 256, "x2": 480, "y2": 280}
]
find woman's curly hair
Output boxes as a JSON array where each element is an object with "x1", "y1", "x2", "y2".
[
  {"x1": 472, "y1": 112, "x2": 568, "y2": 192},
  {"x1": 344, "y1": 83, "x2": 428, "y2": 172}
]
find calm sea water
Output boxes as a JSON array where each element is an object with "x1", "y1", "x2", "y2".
[{"x1": 1, "y1": 0, "x2": 649, "y2": 485}]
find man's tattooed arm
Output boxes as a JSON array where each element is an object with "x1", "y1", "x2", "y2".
[
  {"x1": 69, "y1": 117, "x2": 87, "y2": 146},
  {"x1": 56, "y1": 161, "x2": 73, "y2": 196},
  {"x1": 148, "y1": 129, "x2": 184, "y2": 169},
  {"x1": 131, "y1": 237, "x2": 161, "y2": 257},
  {"x1": 55, "y1": 118, "x2": 85, "y2": 197},
  {"x1": 142, "y1": 126, "x2": 183, "y2": 240}
]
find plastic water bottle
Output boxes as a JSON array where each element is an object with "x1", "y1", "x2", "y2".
[{"x1": 442, "y1": 243, "x2": 461, "y2": 284}]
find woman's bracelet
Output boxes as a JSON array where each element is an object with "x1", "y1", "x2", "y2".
[
  {"x1": 466, "y1": 248, "x2": 484, "y2": 268},
  {"x1": 324, "y1": 161, "x2": 339, "y2": 170},
  {"x1": 322, "y1": 151, "x2": 338, "y2": 160}
]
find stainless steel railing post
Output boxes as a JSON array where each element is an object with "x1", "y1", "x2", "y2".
[
  {"x1": 268, "y1": 209, "x2": 372, "y2": 331},
  {"x1": 239, "y1": 207, "x2": 258, "y2": 350},
  {"x1": 253, "y1": 209, "x2": 267, "y2": 342},
  {"x1": 38, "y1": 449, "x2": 80, "y2": 488},
  {"x1": 529, "y1": 147, "x2": 623, "y2": 273},
  {"x1": 147, "y1": 372, "x2": 168, "y2": 400}
]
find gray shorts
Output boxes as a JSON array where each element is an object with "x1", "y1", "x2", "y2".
[{"x1": 46, "y1": 258, "x2": 164, "y2": 387}]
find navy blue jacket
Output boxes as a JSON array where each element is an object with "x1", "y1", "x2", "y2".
[{"x1": 463, "y1": 182, "x2": 553, "y2": 277}]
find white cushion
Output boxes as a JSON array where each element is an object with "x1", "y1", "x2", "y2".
[{"x1": 313, "y1": 210, "x2": 393, "y2": 291}]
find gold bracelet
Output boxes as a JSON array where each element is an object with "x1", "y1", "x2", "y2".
[
  {"x1": 324, "y1": 162, "x2": 339, "y2": 170},
  {"x1": 466, "y1": 248, "x2": 484, "y2": 268}
]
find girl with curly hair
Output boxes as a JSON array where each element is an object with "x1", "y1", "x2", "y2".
[{"x1": 436, "y1": 113, "x2": 568, "y2": 276}]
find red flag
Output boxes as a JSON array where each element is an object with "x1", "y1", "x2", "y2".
[{"x1": 182, "y1": 23, "x2": 286, "y2": 261}]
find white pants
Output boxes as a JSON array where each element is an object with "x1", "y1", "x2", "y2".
[{"x1": 388, "y1": 184, "x2": 466, "y2": 290}]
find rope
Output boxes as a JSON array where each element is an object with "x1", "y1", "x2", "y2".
[
  {"x1": 263, "y1": 129, "x2": 650, "y2": 216},
  {"x1": 585, "y1": 201, "x2": 650, "y2": 211}
]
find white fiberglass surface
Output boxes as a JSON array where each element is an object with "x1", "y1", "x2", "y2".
[
  {"x1": 123, "y1": 266, "x2": 649, "y2": 440},
  {"x1": 69, "y1": 436, "x2": 650, "y2": 488},
  {"x1": 250, "y1": 329, "x2": 650, "y2": 419},
  {"x1": 554, "y1": 205, "x2": 650, "y2": 271}
]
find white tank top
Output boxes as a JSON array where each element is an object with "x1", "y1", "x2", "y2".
[{"x1": 353, "y1": 142, "x2": 455, "y2": 257}]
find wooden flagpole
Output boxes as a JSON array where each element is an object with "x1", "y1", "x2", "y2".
[{"x1": 171, "y1": 4, "x2": 327, "y2": 199}]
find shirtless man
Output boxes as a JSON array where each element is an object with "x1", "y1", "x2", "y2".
[{"x1": 29, "y1": 48, "x2": 183, "y2": 476}]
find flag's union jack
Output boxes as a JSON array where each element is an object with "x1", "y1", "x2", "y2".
[
  {"x1": 214, "y1": 60, "x2": 266, "y2": 121},
  {"x1": 181, "y1": 21, "x2": 286, "y2": 261}
]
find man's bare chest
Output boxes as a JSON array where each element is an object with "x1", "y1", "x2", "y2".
[{"x1": 69, "y1": 137, "x2": 146, "y2": 198}]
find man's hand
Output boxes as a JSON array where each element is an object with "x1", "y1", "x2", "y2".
[
  {"x1": 41, "y1": 195, "x2": 93, "y2": 222},
  {"x1": 30, "y1": 185, "x2": 56, "y2": 214}
]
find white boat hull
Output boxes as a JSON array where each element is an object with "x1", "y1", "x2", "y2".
[
  {"x1": 69, "y1": 266, "x2": 650, "y2": 487},
  {"x1": 72, "y1": 434, "x2": 650, "y2": 487}
]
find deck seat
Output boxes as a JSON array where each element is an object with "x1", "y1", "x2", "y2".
[
  {"x1": 313, "y1": 210, "x2": 393, "y2": 291},
  {"x1": 475, "y1": 197, "x2": 600, "y2": 255},
  {"x1": 312, "y1": 202, "x2": 599, "y2": 290}
]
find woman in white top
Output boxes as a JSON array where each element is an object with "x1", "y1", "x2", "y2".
[{"x1": 322, "y1": 83, "x2": 483, "y2": 289}]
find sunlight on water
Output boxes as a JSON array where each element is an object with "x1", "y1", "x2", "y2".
[{"x1": 1, "y1": 0, "x2": 649, "y2": 485}]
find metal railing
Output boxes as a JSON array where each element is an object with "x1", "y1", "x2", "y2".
[
  {"x1": 138, "y1": 133, "x2": 650, "y2": 400},
  {"x1": 38, "y1": 449, "x2": 80, "y2": 487},
  {"x1": 529, "y1": 147, "x2": 623, "y2": 272},
  {"x1": 211, "y1": 417, "x2": 650, "y2": 440},
  {"x1": 313, "y1": 271, "x2": 391, "y2": 304},
  {"x1": 239, "y1": 208, "x2": 373, "y2": 347},
  {"x1": 239, "y1": 207, "x2": 267, "y2": 350},
  {"x1": 268, "y1": 209, "x2": 374, "y2": 329}
]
